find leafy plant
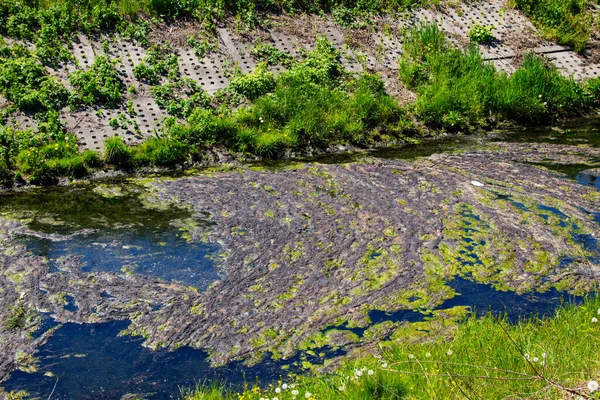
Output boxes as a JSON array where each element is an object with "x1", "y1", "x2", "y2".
[
  {"x1": 468, "y1": 24, "x2": 495, "y2": 44},
  {"x1": 229, "y1": 62, "x2": 276, "y2": 100},
  {"x1": 250, "y1": 43, "x2": 295, "y2": 67},
  {"x1": 69, "y1": 55, "x2": 125, "y2": 107}
]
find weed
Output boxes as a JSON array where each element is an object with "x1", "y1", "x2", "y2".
[
  {"x1": 468, "y1": 24, "x2": 495, "y2": 44},
  {"x1": 69, "y1": 55, "x2": 125, "y2": 107}
]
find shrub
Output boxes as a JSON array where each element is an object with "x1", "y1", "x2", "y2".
[
  {"x1": 16, "y1": 140, "x2": 88, "y2": 183},
  {"x1": 229, "y1": 63, "x2": 276, "y2": 100},
  {"x1": 69, "y1": 55, "x2": 125, "y2": 107},
  {"x1": 0, "y1": 49, "x2": 69, "y2": 112}
]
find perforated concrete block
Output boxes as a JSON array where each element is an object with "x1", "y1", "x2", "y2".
[
  {"x1": 217, "y1": 28, "x2": 256, "y2": 73},
  {"x1": 547, "y1": 51, "x2": 600, "y2": 80},
  {"x1": 179, "y1": 49, "x2": 230, "y2": 93}
]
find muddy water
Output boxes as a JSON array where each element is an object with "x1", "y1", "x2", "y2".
[{"x1": 1, "y1": 121, "x2": 600, "y2": 399}]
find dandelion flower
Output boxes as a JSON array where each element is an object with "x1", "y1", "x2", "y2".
[
  {"x1": 533, "y1": 357, "x2": 539, "y2": 363},
  {"x1": 381, "y1": 362, "x2": 388, "y2": 368},
  {"x1": 425, "y1": 353, "x2": 431, "y2": 358},
  {"x1": 408, "y1": 354, "x2": 415, "y2": 359},
  {"x1": 524, "y1": 353, "x2": 530, "y2": 360},
  {"x1": 593, "y1": 317, "x2": 598, "y2": 323},
  {"x1": 282, "y1": 384, "x2": 288, "y2": 390},
  {"x1": 356, "y1": 370, "x2": 363, "y2": 376},
  {"x1": 368, "y1": 370, "x2": 374, "y2": 375},
  {"x1": 447, "y1": 349, "x2": 453, "y2": 356},
  {"x1": 588, "y1": 380, "x2": 599, "y2": 392},
  {"x1": 273, "y1": 397, "x2": 279, "y2": 400},
  {"x1": 291, "y1": 390, "x2": 299, "y2": 396},
  {"x1": 275, "y1": 388, "x2": 281, "y2": 393},
  {"x1": 305, "y1": 392, "x2": 312, "y2": 398},
  {"x1": 338, "y1": 385, "x2": 345, "y2": 391}
]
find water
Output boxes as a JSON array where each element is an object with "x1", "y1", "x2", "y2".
[
  {"x1": 2, "y1": 321, "x2": 289, "y2": 399},
  {"x1": 0, "y1": 183, "x2": 221, "y2": 289},
  {"x1": 1, "y1": 125, "x2": 600, "y2": 399},
  {"x1": 2, "y1": 278, "x2": 579, "y2": 400}
]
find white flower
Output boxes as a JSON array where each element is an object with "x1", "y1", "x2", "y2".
[
  {"x1": 588, "y1": 380, "x2": 599, "y2": 392},
  {"x1": 273, "y1": 398, "x2": 279, "y2": 400},
  {"x1": 381, "y1": 362, "x2": 388, "y2": 368},
  {"x1": 282, "y1": 384, "x2": 288, "y2": 390},
  {"x1": 275, "y1": 388, "x2": 281, "y2": 393},
  {"x1": 338, "y1": 385, "x2": 346, "y2": 391},
  {"x1": 408, "y1": 354, "x2": 415, "y2": 359},
  {"x1": 538, "y1": 94, "x2": 542, "y2": 98},
  {"x1": 447, "y1": 349, "x2": 453, "y2": 356},
  {"x1": 425, "y1": 353, "x2": 431, "y2": 358},
  {"x1": 533, "y1": 357, "x2": 539, "y2": 363},
  {"x1": 361, "y1": 367, "x2": 367, "y2": 372},
  {"x1": 356, "y1": 370, "x2": 363, "y2": 376},
  {"x1": 593, "y1": 317, "x2": 598, "y2": 323},
  {"x1": 539, "y1": 361, "x2": 545, "y2": 366},
  {"x1": 305, "y1": 392, "x2": 312, "y2": 398},
  {"x1": 471, "y1": 180, "x2": 484, "y2": 187},
  {"x1": 368, "y1": 369, "x2": 374, "y2": 375},
  {"x1": 597, "y1": 308, "x2": 600, "y2": 315},
  {"x1": 542, "y1": 352, "x2": 546, "y2": 359},
  {"x1": 291, "y1": 390, "x2": 299, "y2": 396},
  {"x1": 524, "y1": 353, "x2": 530, "y2": 360}
]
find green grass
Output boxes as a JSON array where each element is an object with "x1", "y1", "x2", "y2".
[
  {"x1": 399, "y1": 23, "x2": 597, "y2": 132},
  {"x1": 184, "y1": 297, "x2": 600, "y2": 400},
  {"x1": 512, "y1": 0, "x2": 594, "y2": 52}
]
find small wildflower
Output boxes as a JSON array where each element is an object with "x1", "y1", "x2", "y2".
[
  {"x1": 356, "y1": 370, "x2": 363, "y2": 376},
  {"x1": 381, "y1": 362, "x2": 388, "y2": 368},
  {"x1": 290, "y1": 384, "x2": 296, "y2": 389},
  {"x1": 533, "y1": 357, "x2": 539, "y2": 363},
  {"x1": 538, "y1": 94, "x2": 542, "y2": 98},
  {"x1": 305, "y1": 392, "x2": 311, "y2": 398},
  {"x1": 447, "y1": 349, "x2": 453, "y2": 356},
  {"x1": 425, "y1": 353, "x2": 431, "y2": 358},
  {"x1": 524, "y1": 353, "x2": 530, "y2": 360},
  {"x1": 368, "y1": 369, "x2": 374, "y2": 375},
  {"x1": 593, "y1": 317, "x2": 598, "y2": 323},
  {"x1": 408, "y1": 354, "x2": 415, "y2": 359},
  {"x1": 542, "y1": 352, "x2": 546, "y2": 359},
  {"x1": 588, "y1": 380, "x2": 599, "y2": 392},
  {"x1": 338, "y1": 385, "x2": 346, "y2": 391},
  {"x1": 273, "y1": 397, "x2": 279, "y2": 400},
  {"x1": 275, "y1": 388, "x2": 281, "y2": 393},
  {"x1": 282, "y1": 384, "x2": 288, "y2": 390},
  {"x1": 597, "y1": 308, "x2": 600, "y2": 315},
  {"x1": 291, "y1": 390, "x2": 299, "y2": 396}
]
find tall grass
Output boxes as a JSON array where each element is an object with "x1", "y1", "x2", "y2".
[
  {"x1": 399, "y1": 23, "x2": 596, "y2": 131},
  {"x1": 185, "y1": 297, "x2": 600, "y2": 399},
  {"x1": 512, "y1": 0, "x2": 593, "y2": 52}
]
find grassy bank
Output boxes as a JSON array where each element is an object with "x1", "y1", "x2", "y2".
[
  {"x1": 399, "y1": 23, "x2": 600, "y2": 132},
  {"x1": 184, "y1": 296, "x2": 600, "y2": 399},
  {"x1": 511, "y1": 0, "x2": 596, "y2": 52},
  {"x1": 0, "y1": 21, "x2": 599, "y2": 186}
]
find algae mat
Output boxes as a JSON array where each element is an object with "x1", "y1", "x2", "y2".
[{"x1": 0, "y1": 140, "x2": 599, "y2": 390}]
